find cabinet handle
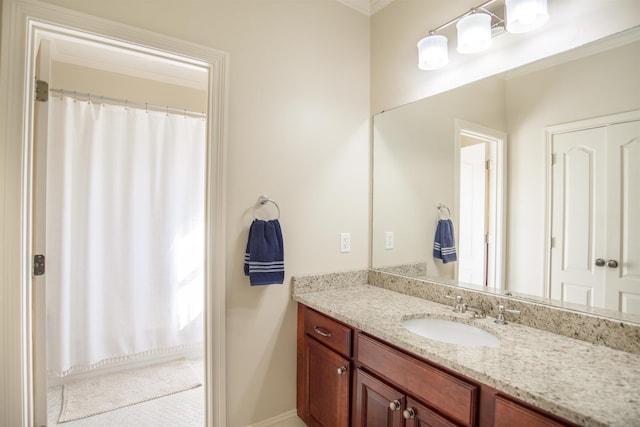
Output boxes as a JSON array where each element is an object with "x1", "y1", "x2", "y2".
[
  {"x1": 595, "y1": 258, "x2": 605, "y2": 267},
  {"x1": 403, "y1": 408, "x2": 415, "y2": 419},
  {"x1": 337, "y1": 366, "x2": 347, "y2": 375},
  {"x1": 313, "y1": 325, "x2": 332, "y2": 337},
  {"x1": 607, "y1": 259, "x2": 619, "y2": 268},
  {"x1": 389, "y1": 400, "x2": 401, "y2": 411}
]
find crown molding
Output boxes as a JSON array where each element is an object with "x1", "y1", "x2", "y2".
[{"x1": 336, "y1": 0, "x2": 395, "y2": 16}]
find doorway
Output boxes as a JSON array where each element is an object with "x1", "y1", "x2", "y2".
[
  {"x1": 35, "y1": 30, "x2": 208, "y2": 426},
  {"x1": 4, "y1": 4, "x2": 228, "y2": 426},
  {"x1": 455, "y1": 120, "x2": 506, "y2": 289}
]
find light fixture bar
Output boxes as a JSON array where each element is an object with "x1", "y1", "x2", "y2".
[{"x1": 428, "y1": 0, "x2": 500, "y2": 33}]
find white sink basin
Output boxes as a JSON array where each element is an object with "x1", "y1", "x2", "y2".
[{"x1": 402, "y1": 318, "x2": 500, "y2": 347}]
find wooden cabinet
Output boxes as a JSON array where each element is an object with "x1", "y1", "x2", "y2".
[
  {"x1": 297, "y1": 305, "x2": 353, "y2": 427},
  {"x1": 353, "y1": 368, "x2": 404, "y2": 427},
  {"x1": 494, "y1": 395, "x2": 571, "y2": 427},
  {"x1": 297, "y1": 304, "x2": 579, "y2": 427},
  {"x1": 356, "y1": 333, "x2": 476, "y2": 427},
  {"x1": 353, "y1": 368, "x2": 457, "y2": 427}
]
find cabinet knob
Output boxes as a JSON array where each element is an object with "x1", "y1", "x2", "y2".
[
  {"x1": 607, "y1": 259, "x2": 619, "y2": 268},
  {"x1": 403, "y1": 408, "x2": 415, "y2": 419},
  {"x1": 336, "y1": 366, "x2": 347, "y2": 375},
  {"x1": 595, "y1": 258, "x2": 605, "y2": 267},
  {"x1": 389, "y1": 400, "x2": 401, "y2": 411}
]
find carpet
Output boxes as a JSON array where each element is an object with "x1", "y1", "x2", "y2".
[{"x1": 58, "y1": 359, "x2": 202, "y2": 423}]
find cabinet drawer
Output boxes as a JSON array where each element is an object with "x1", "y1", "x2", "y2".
[
  {"x1": 356, "y1": 333, "x2": 478, "y2": 427},
  {"x1": 494, "y1": 395, "x2": 575, "y2": 427},
  {"x1": 304, "y1": 307, "x2": 352, "y2": 357}
]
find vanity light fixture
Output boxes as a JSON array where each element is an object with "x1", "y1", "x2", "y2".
[
  {"x1": 417, "y1": 0, "x2": 549, "y2": 70},
  {"x1": 505, "y1": 0, "x2": 549, "y2": 33},
  {"x1": 457, "y1": 10, "x2": 493, "y2": 54},
  {"x1": 417, "y1": 33, "x2": 449, "y2": 70}
]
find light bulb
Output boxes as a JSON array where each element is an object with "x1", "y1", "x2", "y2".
[
  {"x1": 506, "y1": 0, "x2": 549, "y2": 33},
  {"x1": 417, "y1": 34, "x2": 448, "y2": 70}
]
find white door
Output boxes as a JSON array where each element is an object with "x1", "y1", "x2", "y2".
[
  {"x1": 33, "y1": 38, "x2": 51, "y2": 427},
  {"x1": 606, "y1": 120, "x2": 640, "y2": 314},
  {"x1": 459, "y1": 141, "x2": 487, "y2": 285},
  {"x1": 550, "y1": 118, "x2": 640, "y2": 313},
  {"x1": 550, "y1": 126, "x2": 607, "y2": 307}
]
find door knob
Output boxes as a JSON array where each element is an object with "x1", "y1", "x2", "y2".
[
  {"x1": 595, "y1": 258, "x2": 605, "y2": 267},
  {"x1": 607, "y1": 259, "x2": 619, "y2": 268},
  {"x1": 389, "y1": 400, "x2": 401, "y2": 411},
  {"x1": 336, "y1": 366, "x2": 347, "y2": 375}
]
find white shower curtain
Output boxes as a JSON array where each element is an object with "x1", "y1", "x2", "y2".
[{"x1": 46, "y1": 96, "x2": 206, "y2": 377}]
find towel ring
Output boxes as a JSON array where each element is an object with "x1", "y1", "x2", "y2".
[
  {"x1": 253, "y1": 195, "x2": 280, "y2": 220},
  {"x1": 437, "y1": 204, "x2": 451, "y2": 220}
]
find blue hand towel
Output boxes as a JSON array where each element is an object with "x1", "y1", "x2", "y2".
[
  {"x1": 433, "y1": 219, "x2": 457, "y2": 264},
  {"x1": 244, "y1": 219, "x2": 285, "y2": 285}
]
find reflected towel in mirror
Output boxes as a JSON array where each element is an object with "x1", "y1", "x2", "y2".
[{"x1": 433, "y1": 219, "x2": 457, "y2": 263}]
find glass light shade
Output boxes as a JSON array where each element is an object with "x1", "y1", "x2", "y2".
[
  {"x1": 417, "y1": 34, "x2": 449, "y2": 70},
  {"x1": 456, "y1": 12, "x2": 492, "y2": 54},
  {"x1": 505, "y1": 0, "x2": 549, "y2": 33}
]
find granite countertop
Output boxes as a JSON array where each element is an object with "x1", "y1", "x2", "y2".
[{"x1": 292, "y1": 283, "x2": 640, "y2": 427}]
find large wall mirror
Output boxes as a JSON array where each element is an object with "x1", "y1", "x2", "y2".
[{"x1": 372, "y1": 26, "x2": 640, "y2": 323}]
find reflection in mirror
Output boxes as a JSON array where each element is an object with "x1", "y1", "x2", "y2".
[{"x1": 372, "y1": 27, "x2": 640, "y2": 322}]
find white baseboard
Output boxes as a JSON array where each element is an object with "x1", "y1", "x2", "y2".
[{"x1": 246, "y1": 410, "x2": 305, "y2": 427}]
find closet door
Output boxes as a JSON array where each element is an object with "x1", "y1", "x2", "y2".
[
  {"x1": 550, "y1": 126, "x2": 607, "y2": 307},
  {"x1": 605, "y1": 120, "x2": 640, "y2": 314}
]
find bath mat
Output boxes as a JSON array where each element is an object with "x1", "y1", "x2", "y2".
[{"x1": 58, "y1": 359, "x2": 202, "y2": 423}]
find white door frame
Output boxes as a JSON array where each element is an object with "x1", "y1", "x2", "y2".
[
  {"x1": 455, "y1": 119, "x2": 507, "y2": 290},
  {"x1": 0, "y1": 1, "x2": 228, "y2": 426},
  {"x1": 543, "y1": 109, "x2": 640, "y2": 300}
]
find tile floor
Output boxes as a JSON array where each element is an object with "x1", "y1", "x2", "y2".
[{"x1": 47, "y1": 358, "x2": 204, "y2": 427}]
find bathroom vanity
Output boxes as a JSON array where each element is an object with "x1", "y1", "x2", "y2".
[{"x1": 293, "y1": 271, "x2": 640, "y2": 427}]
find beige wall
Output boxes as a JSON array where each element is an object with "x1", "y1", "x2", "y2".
[
  {"x1": 2, "y1": 1, "x2": 370, "y2": 426},
  {"x1": 51, "y1": 61, "x2": 207, "y2": 113},
  {"x1": 372, "y1": 0, "x2": 640, "y2": 113}
]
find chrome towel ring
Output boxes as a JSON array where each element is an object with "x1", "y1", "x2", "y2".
[
  {"x1": 253, "y1": 195, "x2": 281, "y2": 220},
  {"x1": 437, "y1": 203, "x2": 451, "y2": 220}
]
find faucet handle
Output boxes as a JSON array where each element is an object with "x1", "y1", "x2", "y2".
[
  {"x1": 494, "y1": 304, "x2": 521, "y2": 324},
  {"x1": 445, "y1": 295, "x2": 465, "y2": 313}
]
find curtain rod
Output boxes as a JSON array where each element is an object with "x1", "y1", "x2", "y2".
[{"x1": 49, "y1": 88, "x2": 206, "y2": 119}]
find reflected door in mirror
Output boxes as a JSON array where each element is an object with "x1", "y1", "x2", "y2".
[{"x1": 550, "y1": 118, "x2": 640, "y2": 314}]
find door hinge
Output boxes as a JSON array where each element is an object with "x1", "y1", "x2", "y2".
[
  {"x1": 35, "y1": 79, "x2": 49, "y2": 102},
  {"x1": 550, "y1": 237, "x2": 556, "y2": 248},
  {"x1": 33, "y1": 254, "x2": 45, "y2": 276},
  {"x1": 551, "y1": 153, "x2": 557, "y2": 165},
  {"x1": 486, "y1": 159, "x2": 492, "y2": 170}
]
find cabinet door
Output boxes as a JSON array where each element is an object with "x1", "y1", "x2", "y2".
[
  {"x1": 353, "y1": 368, "x2": 404, "y2": 427},
  {"x1": 302, "y1": 336, "x2": 350, "y2": 427},
  {"x1": 404, "y1": 397, "x2": 458, "y2": 427},
  {"x1": 494, "y1": 395, "x2": 572, "y2": 427}
]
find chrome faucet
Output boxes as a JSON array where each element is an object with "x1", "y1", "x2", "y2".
[
  {"x1": 494, "y1": 304, "x2": 521, "y2": 324},
  {"x1": 466, "y1": 304, "x2": 486, "y2": 318},
  {"x1": 446, "y1": 295, "x2": 466, "y2": 313}
]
